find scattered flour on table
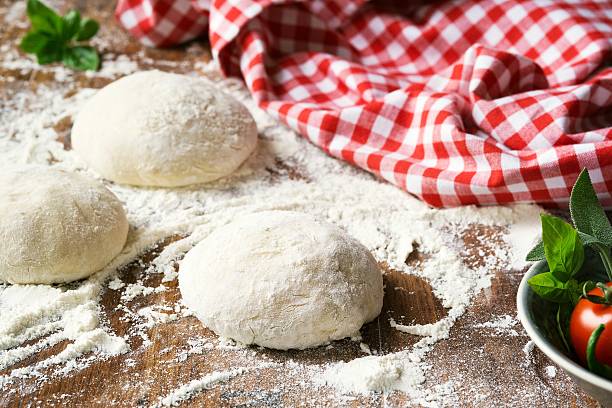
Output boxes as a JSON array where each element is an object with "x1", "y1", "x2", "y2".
[
  {"x1": 522, "y1": 340, "x2": 536, "y2": 367},
  {"x1": 152, "y1": 367, "x2": 249, "y2": 407},
  {"x1": 545, "y1": 365, "x2": 557, "y2": 378},
  {"x1": 0, "y1": 55, "x2": 543, "y2": 405},
  {"x1": 0, "y1": 43, "x2": 138, "y2": 83},
  {"x1": 472, "y1": 314, "x2": 520, "y2": 337},
  {"x1": 505, "y1": 214, "x2": 542, "y2": 270},
  {"x1": 85, "y1": 53, "x2": 138, "y2": 79},
  {"x1": 151, "y1": 364, "x2": 277, "y2": 407}
]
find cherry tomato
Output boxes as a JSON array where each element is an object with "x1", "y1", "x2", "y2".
[{"x1": 569, "y1": 282, "x2": 612, "y2": 367}]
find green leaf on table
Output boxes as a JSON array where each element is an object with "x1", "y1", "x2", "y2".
[
  {"x1": 21, "y1": 0, "x2": 100, "y2": 72},
  {"x1": 27, "y1": 0, "x2": 62, "y2": 34},
  {"x1": 528, "y1": 273, "x2": 581, "y2": 303},
  {"x1": 35, "y1": 39, "x2": 63, "y2": 64},
  {"x1": 570, "y1": 169, "x2": 612, "y2": 246},
  {"x1": 61, "y1": 10, "x2": 81, "y2": 41},
  {"x1": 62, "y1": 46, "x2": 99, "y2": 71},
  {"x1": 525, "y1": 240, "x2": 545, "y2": 261},
  {"x1": 76, "y1": 18, "x2": 99, "y2": 41},
  {"x1": 20, "y1": 31, "x2": 51, "y2": 54},
  {"x1": 541, "y1": 214, "x2": 584, "y2": 281}
]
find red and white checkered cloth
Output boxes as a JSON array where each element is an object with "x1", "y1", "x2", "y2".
[{"x1": 115, "y1": 0, "x2": 612, "y2": 208}]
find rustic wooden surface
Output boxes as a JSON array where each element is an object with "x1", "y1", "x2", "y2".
[{"x1": 0, "y1": 1, "x2": 602, "y2": 407}]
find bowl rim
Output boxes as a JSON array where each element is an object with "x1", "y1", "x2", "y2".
[{"x1": 516, "y1": 260, "x2": 612, "y2": 391}]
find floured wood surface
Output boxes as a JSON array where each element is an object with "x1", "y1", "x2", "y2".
[{"x1": 0, "y1": 1, "x2": 600, "y2": 406}]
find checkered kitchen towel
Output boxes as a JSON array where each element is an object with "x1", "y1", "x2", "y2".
[{"x1": 115, "y1": 0, "x2": 612, "y2": 208}]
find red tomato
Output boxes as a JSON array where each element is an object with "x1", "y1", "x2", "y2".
[{"x1": 569, "y1": 282, "x2": 612, "y2": 367}]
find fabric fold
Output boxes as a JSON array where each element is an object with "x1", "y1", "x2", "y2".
[{"x1": 115, "y1": 0, "x2": 612, "y2": 207}]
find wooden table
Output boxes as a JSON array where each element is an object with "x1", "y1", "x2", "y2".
[{"x1": 0, "y1": 1, "x2": 601, "y2": 406}]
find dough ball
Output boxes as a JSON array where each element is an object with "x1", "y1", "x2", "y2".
[
  {"x1": 0, "y1": 167, "x2": 129, "y2": 284},
  {"x1": 179, "y1": 211, "x2": 383, "y2": 350},
  {"x1": 71, "y1": 70, "x2": 257, "y2": 187}
]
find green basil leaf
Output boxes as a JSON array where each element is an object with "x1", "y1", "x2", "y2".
[
  {"x1": 35, "y1": 39, "x2": 64, "y2": 64},
  {"x1": 27, "y1": 0, "x2": 62, "y2": 35},
  {"x1": 541, "y1": 214, "x2": 584, "y2": 281},
  {"x1": 528, "y1": 272, "x2": 573, "y2": 303},
  {"x1": 62, "y1": 46, "x2": 99, "y2": 71},
  {"x1": 20, "y1": 31, "x2": 52, "y2": 54},
  {"x1": 76, "y1": 18, "x2": 100, "y2": 41},
  {"x1": 61, "y1": 10, "x2": 81, "y2": 41},
  {"x1": 565, "y1": 279, "x2": 583, "y2": 305},
  {"x1": 525, "y1": 240, "x2": 545, "y2": 261},
  {"x1": 570, "y1": 169, "x2": 612, "y2": 246}
]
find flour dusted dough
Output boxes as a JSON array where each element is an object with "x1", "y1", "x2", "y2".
[
  {"x1": 0, "y1": 167, "x2": 129, "y2": 284},
  {"x1": 71, "y1": 70, "x2": 257, "y2": 187},
  {"x1": 179, "y1": 211, "x2": 384, "y2": 350}
]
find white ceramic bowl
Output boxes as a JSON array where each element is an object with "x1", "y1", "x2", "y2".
[{"x1": 517, "y1": 260, "x2": 612, "y2": 407}]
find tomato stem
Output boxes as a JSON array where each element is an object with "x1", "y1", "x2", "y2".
[
  {"x1": 581, "y1": 282, "x2": 612, "y2": 305},
  {"x1": 586, "y1": 324, "x2": 612, "y2": 380}
]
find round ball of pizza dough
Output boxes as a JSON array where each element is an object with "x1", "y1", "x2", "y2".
[
  {"x1": 0, "y1": 167, "x2": 129, "y2": 284},
  {"x1": 179, "y1": 211, "x2": 384, "y2": 350},
  {"x1": 71, "y1": 70, "x2": 257, "y2": 187}
]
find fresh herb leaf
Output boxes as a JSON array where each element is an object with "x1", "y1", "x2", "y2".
[
  {"x1": 577, "y1": 232, "x2": 612, "y2": 280},
  {"x1": 567, "y1": 279, "x2": 584, "y2": 305},
  {"x1": 527, "y1": 272, "x2": 581, "y2": 303},
  {"x1": 577, "y1": 231, "x2": 605, "y2": 247},
  {"x1": 76, "y1": 19, "x2": 99, "y2": 41},
  {"x1": 26, "y1": 0, "x2": 62, "y2": 34},
  {"x1": 62, "y1": 46, "x2": 99, "y2": 71},
  {"x1": 541, "y1": 214, "x2": 584, "y2": 281},
  {"x1": 21, "y1": 0, "x2": 99, "y2": 71},
  {"x1": 569, "y1": 169, "x2": 612, "y2": 280},
  {"x1": 61, "y1": 10, "x2": 81, "y2": 41},
  {"x1": 20, "y1": 31, "x2": 51, "y2": 54},
  {"x1": 570, "y1": 169, "x2": 612, "y2": 246},
  {"x1": 526, "y1": 240, "x2": 545, "y2": 262},
  {"x1": 35, "y1": 39, "x2": 63, "y2": 64}
]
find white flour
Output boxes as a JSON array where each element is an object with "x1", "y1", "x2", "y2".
[
  {"x1": 522, "y1": 340, "x2": 536, "y2": 367},
  {"x1": 0, "y1": 52, "x2": 542, "y2": 404},
  {"x1": 472, "y1": 314, "x2": 520, "y2": 337},
  {"x1": 545, "y1": 366, "x2": 557, "y2": 378},
  {"x1": 153, "y1": 367, "x2": 250, "y2": 407},
  {"x1": 505, "y1": 214, "x2": 542, "y2": 269}
]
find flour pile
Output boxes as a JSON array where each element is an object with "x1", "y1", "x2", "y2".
[{"x1": 0, "y1": 55, "x2": 542, "y2": 404}]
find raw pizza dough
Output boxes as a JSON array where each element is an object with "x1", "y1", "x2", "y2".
[
  {"x1": 179, "y1": 211, "x2": 384, "y2": 350},
  {"x1": 0, "y1": 167, "x2": 129, "y2": 284},
  {"x1": 71, "y1": 70, "x2": 257, "y2": 187}
]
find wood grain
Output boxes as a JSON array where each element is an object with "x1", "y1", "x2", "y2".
[{"x1": 0, "y1": 1, "x2": 602, "y2": 406}]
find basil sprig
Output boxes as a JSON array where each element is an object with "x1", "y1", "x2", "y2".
[
  {"x1": 20, "y1": 0, "x2": 100, "y2": 71},
  {"x1": 527, "y1": 215, "x2": 586, "y2": 304},
  {"x1": 526, "y1": 169, "x2": 612, "y2": 354},
  {"x1": 526, "y1": 169, "x2": 612, "y2": 282}
]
